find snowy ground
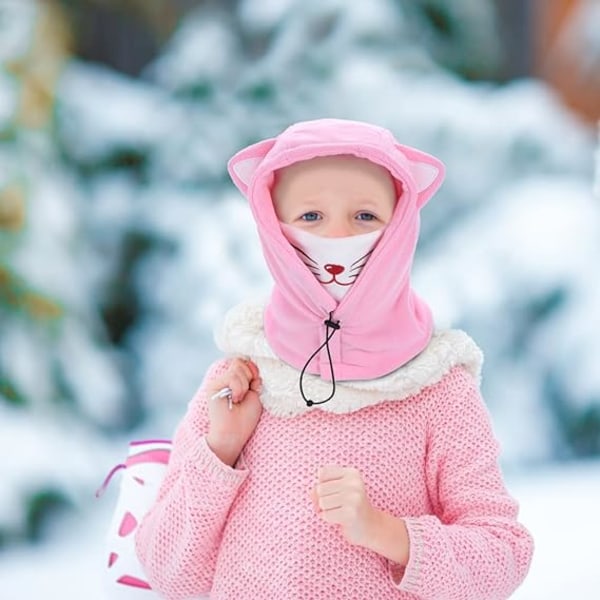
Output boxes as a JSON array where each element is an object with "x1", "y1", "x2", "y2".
[
  {"x1": 508, "y1": 460, "x2": 600, "y2": 599},
  {"x1": 1, "y1": 460, "x2": 599, "y2": 599}
]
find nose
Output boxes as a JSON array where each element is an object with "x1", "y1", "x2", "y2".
[
  {"x1": 324, "y1": 264, "x2": 345, "y2": 275},
  {"x1": 322, "y1": 225, "x2": 354, "y2": 237},
  {"x1": 322, "y1": 221, "x2": 353, "y2": 238}
]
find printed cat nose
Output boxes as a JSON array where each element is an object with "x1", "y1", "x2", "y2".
[{"x1": 324, "y1": 264, "x2": 345, "y2": 275}]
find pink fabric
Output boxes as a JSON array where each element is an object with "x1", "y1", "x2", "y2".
[
  {"x1": 118, "y1": 512, "x2": 138, "y2": 537},
  {"x1": 135, "y1": 361, "x2": 533, "y2": 600},
  {"x1": 125, "y1": 448, "x2": 171, "y2": 468},
  {"x1": 227, "y1": 119, "x2": 445, "y2": 381},
  {"x1": 117, "y1": 575, "x2": 152, "y2": 590}
]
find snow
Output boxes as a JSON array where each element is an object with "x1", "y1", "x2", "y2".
[
  {"x1": 509, "y1": 461, "x2": 600, "y2": 598},
  {"x1": 56, "y1": 48, "x2": 597, "y2": 467},
  {"x1": 238, "y1": 0, "x2": 305, "y2": 32},
  {"x1": 149, "y1": 15, "x2": 238, "y2": 88},
  {"x1": 2, "y1": 0, "x2": 600, "y2": 597},
  {"x1": 0, "y1": 403, "x2": 114, "y2": 541},
  {"x1": 410, "y1": 174, "x2": 600, "y2": 463},
  {"x1": 0, "y1": 69, "x2": 17, "y2": 126},
  {"x1": 594, "y1": 121, "x2": 600, "y2": 203},
  {"x1": 57, "y1": 61, "x2": 171, "y2": 162},
  {"x1": 0, "y1": 461, "x2": 599, "y2": 599},
  {"x1": 0, "y1": 1, "x2": 36, "y2": 63}
]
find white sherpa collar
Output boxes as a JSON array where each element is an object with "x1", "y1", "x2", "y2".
[{"x1": 215, "y1": 302, "x2": 483, "y2": 417}]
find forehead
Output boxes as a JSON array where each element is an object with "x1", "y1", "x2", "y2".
[{"x1": 274, "y1": 155, "x2": 395, "y2": 195}]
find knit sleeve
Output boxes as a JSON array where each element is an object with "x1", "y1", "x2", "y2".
[
  {"x1": 390, "y1": 366, "x2": 534, "y2": 600},
  {"x1": 135, "y1": 359, "x2": 249, "y2": 600}
]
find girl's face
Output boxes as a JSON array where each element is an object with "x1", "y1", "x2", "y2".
[{"x1": 273, "y1": 155, "x2": 397, "y2": 237}]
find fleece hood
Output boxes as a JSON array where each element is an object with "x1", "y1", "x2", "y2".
[{"x1": 227, "y1": 118, "x2": 445, "y2": 384}]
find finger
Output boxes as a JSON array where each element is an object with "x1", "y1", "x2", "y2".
[
  {"x1": 233, "y1": 362, "x2": 261, "y2": 396},
  {"x1": 228, "y1": 372, "x2": 250, "y2": 402},
  {"x1": 249, "y1": 376, "x2": 263, "y2": 393},
  {"x1": 316, "y1": 479, "x2": 345, "y2": 498},
  {"x1": 318, "y1": 507, "x2": 345, "y2": 525},
  {"x1": 206, "y1": 381, "x2": 231, "y2": 405},
  {"x1": 207, "y1": 359, "x2": 257, "y2": 403},
  {"x1": 318, "y1": 492, "x2": 344, "y2": 512},
  {"x1": 209, "y1": 387, "x2": 232, "y2": 401},
  {"x1": 247, "y1": 361, "x2": 260, "y2": 381},
  {"x1": 317, "y1": 465, "x2": 349, "y2": 482},
  {"x1": 230, "y1": 357, "x2": 255, "y2": 381},
  {"x1": 310, "y1": 487, "x2": 320, "y2": 513}
]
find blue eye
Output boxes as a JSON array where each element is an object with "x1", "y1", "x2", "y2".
[
  {"x1": 356, "y1": 212, "x2": 376, "y2": 221},
  {"x1": 301, "y1": 212, "x2": 320, "y2": 222}
]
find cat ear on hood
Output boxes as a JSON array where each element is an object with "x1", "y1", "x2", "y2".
[
  {"x1": 227, "y1": 134, "x2": 445, "y2": 206},
  {"x1": 395, "y1": 143, "x2": 445, "y2": 209},
  {"x1": 227, "y1": 138, "x2": 277, "y2": 196}
]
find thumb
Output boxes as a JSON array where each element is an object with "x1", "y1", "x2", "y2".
[{"x1": 310, "y1": 486, "x2": 320, "y2": 513}]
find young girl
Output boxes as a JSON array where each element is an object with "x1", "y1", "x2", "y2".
[{"x1": 134, "y1": 118, "x2": 534, "y2": 599}]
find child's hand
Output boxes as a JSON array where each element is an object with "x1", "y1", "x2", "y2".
[
  {"x1": 205, "y1": 358, "x2": 263, "y2": 467},
  {"x1": 313, "y1": 466, "x2": 379, "y2": 547}
]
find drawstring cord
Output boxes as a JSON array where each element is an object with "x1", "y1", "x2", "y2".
[{"x1": 299, "y1": 312, "x2": 341, "y2": 407}]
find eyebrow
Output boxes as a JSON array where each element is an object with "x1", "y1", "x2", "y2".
[{"x1": 353, "y1": 197, "x2": 394, "y2": 209}]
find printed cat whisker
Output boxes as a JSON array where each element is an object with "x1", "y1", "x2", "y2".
[
  {"x1": 350, "y1": 250, "x2": 373, "y2": 269},
  {"x1": 292, "y1": 245, "x2": 318, "y2": 265}
]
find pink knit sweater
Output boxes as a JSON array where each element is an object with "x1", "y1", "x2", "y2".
[{"x1": 135, "y1": 338, "x2": 533, "y2": 599}]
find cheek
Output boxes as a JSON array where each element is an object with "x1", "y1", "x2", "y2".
[
  {"x1": 271, "y1": 197, "x2": 285, "y2": 221},
  {"x1": 271, "y1": 182, "x2": 290, "y2": 222}
]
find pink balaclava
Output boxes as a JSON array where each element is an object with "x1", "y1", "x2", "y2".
[{"x1": 227, "y1": 118, "x2": 445, "y2": 403}]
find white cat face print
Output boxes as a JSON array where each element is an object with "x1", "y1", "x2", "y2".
[{"x1": 280, "y1": 224, "x2": 383, "y2": 301}]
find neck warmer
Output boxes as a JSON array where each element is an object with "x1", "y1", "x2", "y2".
[
  {"x1": 280, "y1": 224, "x2": 383, "y2": 302},
  {"x1": 227, "y1": 118, "x2": 445, "y2": 388}
]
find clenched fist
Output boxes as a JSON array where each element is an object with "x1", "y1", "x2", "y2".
[
  {"x1": 313, "y1": 465, "x2": 410, "y2": 565},
  {"x1": 313, "y1": 466, "x2": 378, "y2": 547}
]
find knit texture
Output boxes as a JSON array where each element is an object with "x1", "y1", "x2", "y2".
[{"x1": 135, "y1": 361, "x2": 533, "y2": 599}]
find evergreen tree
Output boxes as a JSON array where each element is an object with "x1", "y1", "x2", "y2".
[
  {"x1": 55, "y1": 0, "x2": 598, "y2": 467},
  {"x1": 0, "y1": 0, "x2": 591, "y2": 554},
  {"x1": 0, "y1": 0, "x2": 126, "y2": 548}
]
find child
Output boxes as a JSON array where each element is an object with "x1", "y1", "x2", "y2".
[{"x1": 135, "y1": 118, "x2": 534, "y2": 599}]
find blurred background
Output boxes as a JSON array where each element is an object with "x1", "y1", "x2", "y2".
[{"x1": 0, "y1": 0, "x2": 599, "y2": 598}]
